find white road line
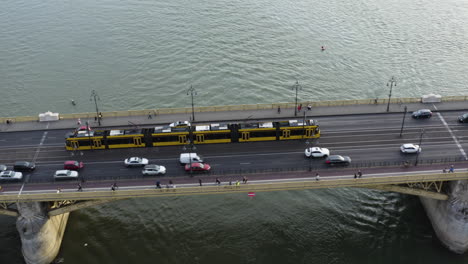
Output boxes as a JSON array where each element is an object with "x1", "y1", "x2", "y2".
[
  {"x1": 434, "y1": 106, "x2": 467, "y2": 160},
  {"x1": 19, "y1": 131, "x2": 49, "y2": 195}
]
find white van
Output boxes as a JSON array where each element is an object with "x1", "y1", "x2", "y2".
[{"x1": 179, "y1": 153, "x2": 203, "y2": 164}]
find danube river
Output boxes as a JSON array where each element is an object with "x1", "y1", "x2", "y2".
[{"x1": 1, "y1": 0, "x2": 468, "y2": 263}]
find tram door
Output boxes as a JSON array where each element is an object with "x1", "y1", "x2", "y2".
[
  {"x1": 241, "y1": 132, "x2": 250, "y2": 141},
  {"x1": 133, "y1": 137, "x2": 142, "y2": 146},
  {"x1": 196, "y1": 134, "x2": 205, "y2": 143},
  {"x1": 70, "y1": 141, "x2": 79, "y2": 149},
  {"x1": 178, "y1": 135, "x2": 187, "y2": 144},
  {"x1": 305, "y1": 129, "x2": 314, "y2": 137},
  {"x1": 282, "y1": 130, "x2": 291, "y2": 138},
  {"x1": 93, "y1": 139, "x2": 102, "y2": 148}
]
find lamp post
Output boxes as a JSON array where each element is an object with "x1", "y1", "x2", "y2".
[
  {"x1": 90, "y1": 90, "x2": 101, "y2": 126},
  {"x1": 187, "y1": 85, "x2": 197, "y2": 122},
  {"x1": 386, "y1": 76, "x2": 397, "y2": 112},
  {"x1": 399, "y1": 106, "x2": 408, "y2": 137},
  {"x1": 292, "y1": 80, "x2": 302, "y2": 117},
  {"x1": 414, "y1": 128, "x2": 425, "y2": 166}
]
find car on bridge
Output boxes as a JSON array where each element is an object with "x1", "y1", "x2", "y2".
[
  {"x1": 169, "y1": 121, "x2": 190, "y2": 127},
  {"x1": 64, "y1": 161, "x2": 84, "y2": 170},
  {"x1": 142, "y1": 165, "x2": 166, "y2": 176},
  {"x1": 185, "y1": 162, "x2": 211, "y2": 173},
  {"x1": 458, "y1": 113, "x2": 468, "y2": 123},
  {"x1": 54, "y1": 170, "x2": 79, "y2": 179},
  {"x1": 400, "y1": 144, "x2": 421, "y2": 154},
  {"x1": 0, "y1": 171, "x2": 23, "y2": 181},
  {"x1": 124, "y1": 157, "x2": 149, "y2": 167},
  {"x1": 325, "y1": 155, "x2": 351, "y2": 166},
  {"x1": 412, "y1": 109, "x2": 432, "y2": 119},
  {"x1": 305, "y1": 147, "x2": 330, "y2": 158},
  {"x1": 13, "y1": 161, "x2": 36, "y2": 171}
]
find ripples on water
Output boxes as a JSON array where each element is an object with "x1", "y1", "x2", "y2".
[{"x1": 2, "y1": 0, "x2": 468, "y2": 262}]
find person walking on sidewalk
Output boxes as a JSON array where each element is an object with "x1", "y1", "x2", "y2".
[
  {"x1": 277, "y1": 106, "x2": 281, "y2": 114},
  {"x1": 298, "y1": 104, "x2": 302, "y2": 112},
  {"x1": 449, "y1": 165, "x2": 454, "y2": 173},
  {"x1": 216, "y1": 178, "x2": 221, "y2": 185},
  {"x1": 358, "y1": 170, "x2": 362, "y2": 178},
  {"x1": 77, "y1": 183, "x2": 83, "y2": 192},
  {"x1": 148, "y1": 112, "x2": 152, "y2": 119},
  {"x1": 199, "y1": 178, "x2": 202, "y2": 186},
  {"x1": 315, "y1": 173, "x2": 320, "y2": 181}
]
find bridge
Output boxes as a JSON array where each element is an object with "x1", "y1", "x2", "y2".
[{"x1": 1, "y1": 96, "x2": 468, "y2": 263}]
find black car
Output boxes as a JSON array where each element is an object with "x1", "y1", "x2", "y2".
[
  {"x1": 412, "y1": 109, "x2": 432, "y2": 119},
  {"x1": 325, "y1": 155, "x2": 351, "y2": 166},
  {"x1": 458, "y1": 113, "x2": 468, "y2": 123},
  {"x1": 13, "y1": 161, "x2": 36, "y2": 171}
]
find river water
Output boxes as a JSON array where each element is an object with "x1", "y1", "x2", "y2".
[{"x1": 1, "y1": 0, "x2": 468, "y2": 263}]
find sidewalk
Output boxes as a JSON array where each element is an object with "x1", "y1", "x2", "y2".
[{"x1": 0, "y1": 100, "x2": 466, "y2": 133}]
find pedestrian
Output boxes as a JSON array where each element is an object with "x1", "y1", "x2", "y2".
[
  {"x1": 277, "y1": 106, "x2": 281, "y2": 114},
  {"x1": 0, "y1": 185, "x2": 2, "y2": 192},
  {"x1": 56, "y1": 188, "x2": 62, "y2": 193},
  {"x1": 148, "y1": 112, "x2": 152, "y2": 119},
  {"x1": 449, "y1": 165, "x2": 454, "y2": 173},
  {"x1": 77, "y1": 118, "x2": 81, "y2": 125},
  {"x1": 298, "y1": 104, "x2": 302, "y2": 112},
  {"x1": 111, "y1": 183, "x2": 117, "y2": 191},
  {"x1": 216, "y1": 178, "x2": 221, "y2": 185},
  {"x1": 156, "y1": 181, "x2": 161, "y2": 189},
  {"x1": 98, "y1": 112, "x2": 103, "y2": 120},
  {"x1": 315, "y1": 173, "x2": 320, "y2": 181},
  {"x1": 169, "y1": 180, "x2": 173, "y2": 187},
  {"x1": 94, "y1": 116, "x2": 97, "y2": 122},
  {"x1": 443, "y1": 167, "x2": 447, "y2": 173},
  {"x1": 244, "y1": 177, "x2": 248, "y2": 184},
  {"x1": 242, "y1": 176, "x2": 247, "y2": 184},
  {"x1": 199, "y1": 178, "x2": 202, "y2": 186},
  {"x1": 354, "y1": 173, "x2": 357, "y2": 179},
  {"x1": 358, "y1": 170, "x2": 362, "y2": 178},
  {"x1": 77, "y1": 183, "x2": 83, "y2": 192},
  {"x1": 307, "y1": 104, "x2": 312, "y2": 111},
  {"x1": 236, "y1": 180, "x2": 240, "y2": 186}
]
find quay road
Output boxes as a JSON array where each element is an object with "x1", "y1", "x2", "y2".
[{"x1": 0, "y1": 100, "x2": 468, "y2": 197}]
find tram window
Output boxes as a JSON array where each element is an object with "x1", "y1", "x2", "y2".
[
  {"x1": 203, "y1": 133, "x2": 231, "y2": 140},
  {"x1": 107, "y1": 138, "x2": 135, "y2": 145},
  {"x1": 153, "y1": 135, "x2": 180, "y2": 142},
  {"x1": 289, "y1": 129, "x2": 305, "y2": 136},
  {"x1": 75, "y1": 140, "x2": 91, "y2": 147},
  {"x1": 249, "y1": 131, "x2": 276, "y2": 138}
]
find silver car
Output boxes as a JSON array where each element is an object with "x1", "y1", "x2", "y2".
[
  {"x1": 142, "y1": 165, "x2": 167, "y2": 176},
  {"x1": 124, "y1": 157, "x2": 149, "y2": 167},
  {"x1": 0, "y1": 171, "x2": 23, "y2": 181},
  {"x1": 54, "y1": 170, "x2": 79, "y2": 179},
  {"x1": 305, "y1": 147, "x2": 330, "y2": 158}
]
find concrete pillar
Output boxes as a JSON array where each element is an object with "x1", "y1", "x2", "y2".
[
  {"x1": 16, "y1": 202, "x2": 69, "y2": 264},
  {"x1": 420, "y1": 180, "x2": 468, "y2": 253}
]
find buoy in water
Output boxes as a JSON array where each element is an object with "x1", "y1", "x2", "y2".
[
  {"x1": 71, "y1": 99, "x2": 76, "y2": 105},
  {"x1": 321, "y1": 46, "x2": 325, "y2": 51}
]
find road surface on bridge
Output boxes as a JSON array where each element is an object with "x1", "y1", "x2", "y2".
[{"x1": 0, "y1": 108, "x2": 467, "y2": 196}]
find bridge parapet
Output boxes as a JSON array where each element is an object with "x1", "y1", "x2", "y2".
[{"x1": 0, "y1": 171, "x2": 465, "y2": 204}]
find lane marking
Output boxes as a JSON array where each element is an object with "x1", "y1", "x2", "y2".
[
  {"x1": 19, "y1": 131, "x2": 49, "y2": 197},
  {"x1": 434, "y1": 106, "x2": 467, "y2": 160}
]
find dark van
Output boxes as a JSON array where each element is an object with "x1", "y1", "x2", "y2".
[{"x1": 14, "y1": 161, "x2": 36, "y2": 171}]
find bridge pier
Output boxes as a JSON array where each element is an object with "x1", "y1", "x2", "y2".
[
  {"x1": 420, "y1": 180, "x2": 468, "y2": 253},
  {"x1": 16, "y1": 202, "x2": 69, "y2": 264}
]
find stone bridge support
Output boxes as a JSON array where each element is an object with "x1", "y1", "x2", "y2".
[{"x1": 16, "y1": 202, "x2": 69, "y2": 264}]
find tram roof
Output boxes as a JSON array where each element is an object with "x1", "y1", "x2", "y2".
[
  {"x1": 109, "y1": 129, "x2": 142, "y2": 136},
  {"x1": 195, "y1": 123, "x2": 229, "y2": 131}
]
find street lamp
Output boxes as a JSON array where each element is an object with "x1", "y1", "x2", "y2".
[
  {"x1": 386, "y1": 76, "x2": 397, "y2": 112},
  {"x1": 90, "y1": 90, "x2": 101, "y2": 126},
  {"x1": 399, "y1": 106, "x2": 408, "y2": 137},
  {"x1": 414, "y1": 128, "x2": 425, "y2": 166},
  {"x1": 187, "y1": 85, "x2": 197, "y2": 122},
  {"x1": 292, "y1": 80, "x2": 302, "y2": 117}
]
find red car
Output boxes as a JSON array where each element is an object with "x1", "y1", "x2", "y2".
[
  {"x1": 184, "y1": 162, "x2": 211, "y2": 172},
  {"x1": 64, "y1": 160, "x2": 84, "y2": 170}
]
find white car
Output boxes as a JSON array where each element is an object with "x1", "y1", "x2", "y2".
[
  {"x1": 400, "y1": 144, "x2": 421, "y2": 154},
  {"x1": 169, "y1": 121, "x2": 191, "y2": 127},
  {"x1": 124, "y1": 157, "x2": 149, "y2": 167},
  {"x1": 305, "y1": 147, "x2": 330, "y2": 158},
  {"x1": 0, "y1": 171, "x2": 23, "y2": 181},
  {"x1": 142, "y1": 165, "x2": 167, "y2": 176},
  {"x1": 54, "y1": 170, "x2": 79, "y2": 179}
]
